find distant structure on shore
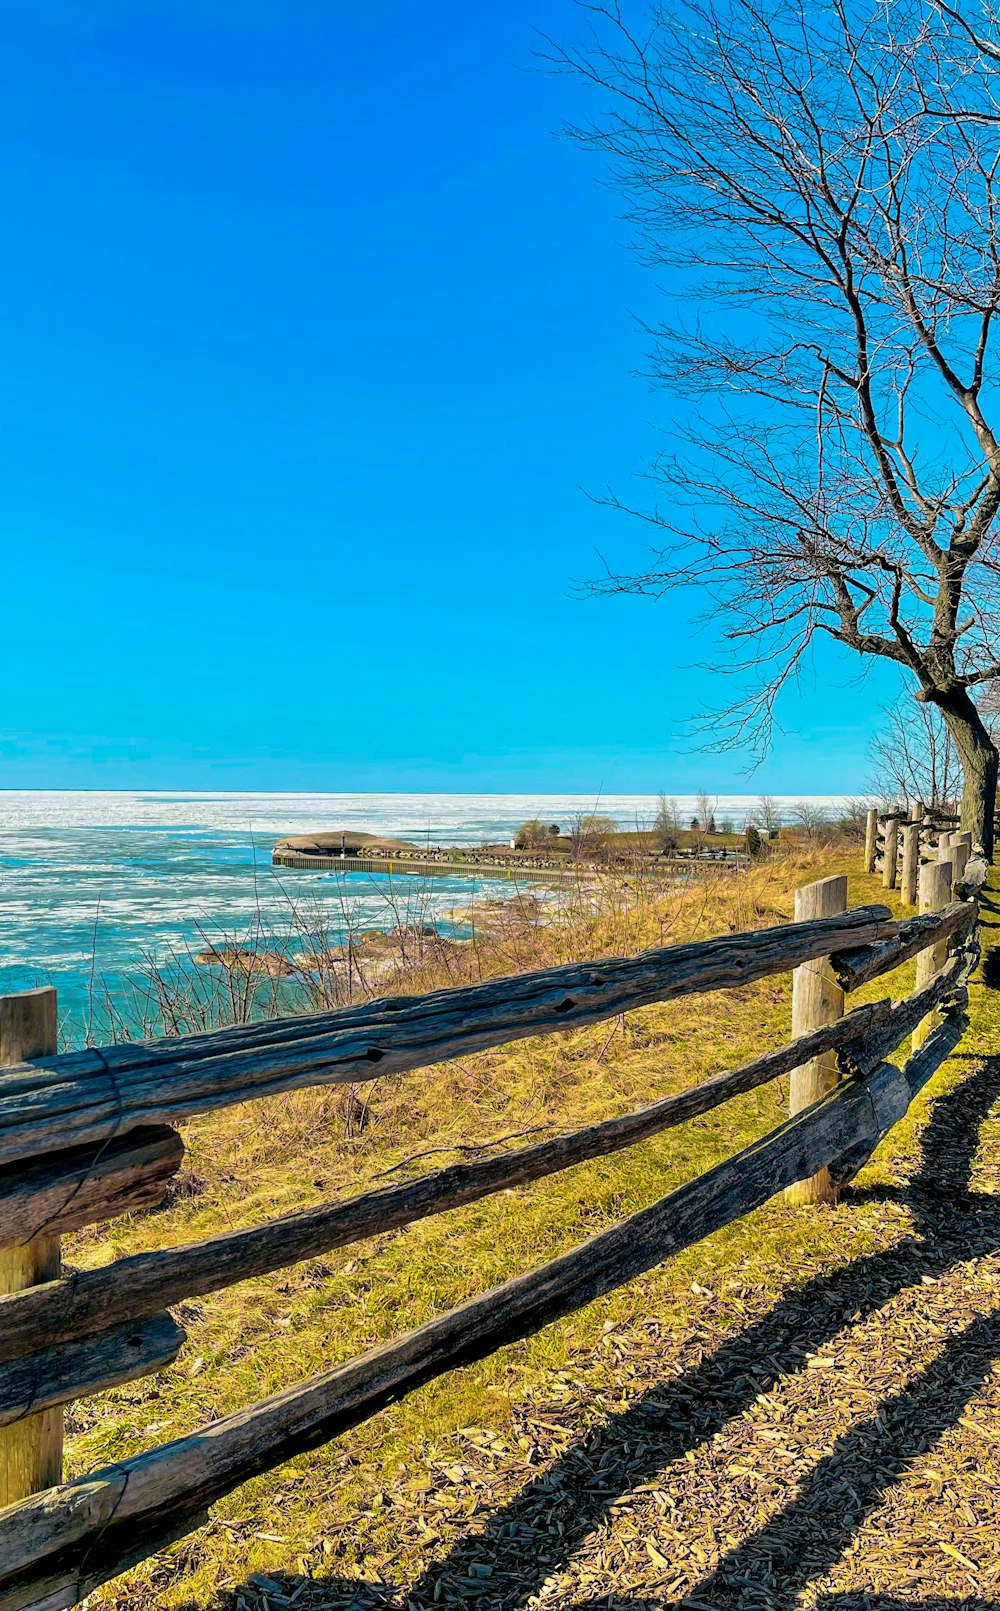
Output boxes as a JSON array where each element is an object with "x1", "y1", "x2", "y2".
[
  {"x1": 273, "y1": 830, "x2": 420, "y2": 859},
  {"x1": 271, "y1": 825, "x2": 750, "y2": 880}
]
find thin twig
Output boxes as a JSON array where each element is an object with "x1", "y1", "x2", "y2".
[{"x1": 369, "y1": 1126, "x2": 556, "y2": 1180}]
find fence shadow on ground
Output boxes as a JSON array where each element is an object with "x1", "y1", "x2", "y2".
[{"x1": 178, "y1": 1034, "x2": 1000, "y2": 1611}]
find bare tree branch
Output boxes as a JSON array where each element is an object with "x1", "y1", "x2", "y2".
[{"x1": 551, "y1": 0, "x2": 1000, "y2": 848}]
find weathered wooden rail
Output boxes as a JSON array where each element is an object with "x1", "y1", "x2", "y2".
[{"x1": 0, "y1": 847, "x2": 986, "y2": 1609}]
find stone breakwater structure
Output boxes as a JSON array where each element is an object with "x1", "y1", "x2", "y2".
[
  {"x1": 271, "y1": 830, "x2": 581, "y2": 876},
  {"x1": 271, "y1": 830, "x2": 748, "y2": 880}
]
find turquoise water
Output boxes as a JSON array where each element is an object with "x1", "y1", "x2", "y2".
[
  {"x1": 0, "y1": 790, "x2": 840, "y2": 1045},
  {"x1": 0, "y1": 825, "x2": 513, "y2": 1043}
]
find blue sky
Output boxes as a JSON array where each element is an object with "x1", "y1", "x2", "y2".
[{"x1": 0, "y1": 0, "x2": 900, "y2": 793}]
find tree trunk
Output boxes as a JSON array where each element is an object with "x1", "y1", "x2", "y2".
[{"x1": 932, "y1": 688, "x2": 998, "y2": 858}]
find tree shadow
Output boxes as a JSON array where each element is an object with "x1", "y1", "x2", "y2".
[{"x1": 182, "y1": 1047, "x2": 1000, "y2": 1611}]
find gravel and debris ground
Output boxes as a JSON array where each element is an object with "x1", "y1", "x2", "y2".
[{"x1": 183, "y1": 1042, "x2": 1000, "y2": 1611}]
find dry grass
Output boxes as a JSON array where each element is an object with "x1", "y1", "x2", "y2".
[{"x1": 57, "y1": 840, "x2": 1000, "y2": 1611}]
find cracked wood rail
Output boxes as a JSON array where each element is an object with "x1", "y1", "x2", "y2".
[
  {"x1": 0, "y1": 1128, "x2": 183, "y2": 1249},
  {"x1": 0, "y1": 903, "x2": 894, "y2": 1167},
  {"x1": 831, "y1": 901, "x2": 976, "y2": 991},
  {"x1": 0, "y1": 1316, "x2": 184, "y2": 1431}
]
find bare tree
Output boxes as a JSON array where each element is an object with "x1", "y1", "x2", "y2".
[
  {"x1": 553, "y1": 0, "x2": 1000, "y2": 852},
  {"x1": 757, "y1": 795, "x2": 782, "y2": 834},
  {"x1": 655, "y1": 793, "x2": 679, "y2": 832},
  {"x1": 569, "y1": 811, "x2": 619, "y2": 859},
  {"x1": 514, "y1": 818, "x2": 550, "y2": 849},
  {"x1": 695, "y1": 789, "x2": 717, "y2": 834},
  {"x1": 838, "y1": 797, "x2": 873, "y2": 839},
  {"x1": 791, "y1": 800, "x2": 829, "y2": 840},
  {"x1": 869, "y1": 700, "x2": 961, "y2": 809},
  {"x1": 654, "y1": 793, "x2": 680, "y2": 848}
]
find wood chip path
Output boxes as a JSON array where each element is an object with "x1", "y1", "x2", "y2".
[{"x1": 146, "y1": 991, "x2": 1000, "y2": 1611}]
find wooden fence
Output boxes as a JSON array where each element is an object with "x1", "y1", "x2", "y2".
[
  {"x1": 862, "y1": 801, "x2": 977, "y2": 898},
  {"x1": 0, "y1": 839, "x2": 987, "y2": 1609}
]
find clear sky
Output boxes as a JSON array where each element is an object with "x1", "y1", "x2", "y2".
[{"x1": 0, "y1": 0, "x2": 900, "y2": 793}]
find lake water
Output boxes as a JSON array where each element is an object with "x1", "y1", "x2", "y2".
[{"x1": 0, "y1": 790, "x2": 848, "y2": 1044}]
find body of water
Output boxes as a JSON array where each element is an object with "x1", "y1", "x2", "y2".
[{"x1": 0, "y1": 791, "x2": 851, "y2": 1043}]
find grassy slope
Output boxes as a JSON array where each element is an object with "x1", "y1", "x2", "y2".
[{"x1": 71, "y1": 844, "x2": 964, "y2": 1608}]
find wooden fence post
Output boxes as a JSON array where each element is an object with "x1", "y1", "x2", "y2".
[
  {"x1": 785, "y1": 875, "x2": 847, "y2": 1206},
  {"x1": 864, "y1": 807, "x2": 879, "y2": 874},
  {"x1": 913, "y1": 862, "x2": 953, "y2": 1052},
  {"x1": 900, "y1": 823, "x2": 919, "y2": 907},
  {"x1": 0, "y1": 989, "x2": 62, "y2": 1506},
  {"x1": 882, "y1": 816, "x2": 899, "y2": 889},
  {"x1": 950, "y1": 832, "x2": 972, "y2": 889}
]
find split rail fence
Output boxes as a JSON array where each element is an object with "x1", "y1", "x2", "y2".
[{"x1": 0, "y1": 826, "x2": 988, "y2": 1609}]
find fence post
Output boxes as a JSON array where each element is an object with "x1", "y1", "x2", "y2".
[
  {"x1": 913, "y1": 861, "x2": 953, "y2": 1052},
  {"x1": 0, "y1": 989, "x2": 62, "y2": 1506},
  {"x1": 882, "y1": 816, "x2": 899, "y2": 889},
  {"x1": 900, "y1": 822, "x2": 919, "y2": 907},
  {"x1": 938, "y1": 831, "x2": 957, "y2": 865},
  {"x1": 950, "y1": 831, "x2": 972, "y2": 890},
  {"x1": 864, "y1": 807, "x2": 878, "y2": 873},
  {"x1": 785, "y1": 874, "x2": 847, "y2": 1206}
]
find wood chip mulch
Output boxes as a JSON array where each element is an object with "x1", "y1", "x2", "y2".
[{"x1": 168, "y1": 1051, "x2": 1000, "y2": 1611}]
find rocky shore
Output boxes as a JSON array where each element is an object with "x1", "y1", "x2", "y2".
[{"x1": 194, "y1": 893, "x2": 558, "y2": 992}]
